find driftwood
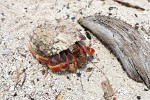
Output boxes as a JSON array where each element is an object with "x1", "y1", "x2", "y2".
[{"x1": 78, "y1": 15, "x2": 150, "y2": 88}]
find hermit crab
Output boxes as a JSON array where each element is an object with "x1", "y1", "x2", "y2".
[{"x1": 28, "y1": 20, "x2": 95, "y2": 72}]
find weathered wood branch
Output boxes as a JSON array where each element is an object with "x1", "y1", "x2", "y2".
[{"x1": 78, "y1": 15, "x2": 150, "y2": 88}]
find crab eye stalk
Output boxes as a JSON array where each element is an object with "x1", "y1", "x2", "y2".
[{"x1": 86, "y1": 31, "x2": 92, "y2": 40}]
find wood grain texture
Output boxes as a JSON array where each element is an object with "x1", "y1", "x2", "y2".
[{"x1": 78, "y1": 15, "x2": 150, "y2": 88}]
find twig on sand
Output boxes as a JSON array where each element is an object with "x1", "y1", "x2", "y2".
[{"x1": 15, "y1": 67, "x2": 26, "y2": 89}]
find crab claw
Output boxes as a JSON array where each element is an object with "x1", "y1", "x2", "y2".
[
  {"x1": 84, "y1": 46, "x2": 95, "y2": 55},
  {"x1": 77, "y1": 42, "x2": 95, "y2": 55}
]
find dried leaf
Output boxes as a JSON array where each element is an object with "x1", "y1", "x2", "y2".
[
  {"x1": 101, "y1": 78, "x2": 115, "y2": 100},
  {"x1": 55, "y1": 92, "x2": 63, "y2": 100}
]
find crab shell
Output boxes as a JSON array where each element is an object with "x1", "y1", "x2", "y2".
[
  {"x1": 28, "y1": 20, "x2": 85, "y2": 57},
  {"x1": 28, "y1": 19, "x2": 94, "y2": 72}
]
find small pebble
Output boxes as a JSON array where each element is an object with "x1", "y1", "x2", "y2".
[
  {"x1": 67, "y1": 76, "x2": 70, "y2": 80},
  {"x1": 13, "y1": 92, "x2": 17, "y2": 96},
  {"x1": 76, "y1": 72, "x2": 81, "y2": 77},
  {"x1": 134, "y1": 14, "x2": 138, "y2": 17},
  {"x1": 137, "y1": 96, "x2": 141, "y2": 100},
  {"x1": 144, "y1": 88, "x2": 149, "y2": 91},
  {"x1": 1, "y1": 13, "x2": 4, "y2": 16},
  {"x1": 52, "y1": 86, "x2": 56, "y2": 91},
  {"x1": 71, "y1": 17, "x2": 75, "y2": 21},
  {"x1": 1, "y1": 18, "x2": 5, "y2": 21},
  {"x1": 67, "y1": 88, "x2": 71, "y2": 90},
  {"x1": 37, "y1": 78, "x2": 39, "y2": 81},
  {"x1": 86, "y1": 68, "x2": 93, "y2": 72},
  {"x1": 66, "y1": 3, "x2": 70, "y2": 9}
]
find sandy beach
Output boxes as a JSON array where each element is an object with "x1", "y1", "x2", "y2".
[{"x1": 0, "y1": 0, "x2": 150, "y2": 99}]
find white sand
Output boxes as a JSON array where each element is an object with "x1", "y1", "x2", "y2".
[{"x1": 0, "y1": 0, "x2": 150, "y2": 100}]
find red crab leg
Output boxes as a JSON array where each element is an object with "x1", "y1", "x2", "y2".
[
  {"x1": 77, "y1": 42, "x2": 95, "y2": 55},
  {"x1": 69, "y1": 43, "x2": 87, "y2": 66},
  {"x1": 65, "y1": 51, "x2": 78, "y2": 72},
  {"x1": 48, "y1": 52, "x2": 69, "y2": 71},
  {"x1": 28, "y1": 45, "x2": 50, "y2": 64},
  {"x1": 48, "y1": 51, "x2": 78, "y2": 72},
  {"x1": 78, "y1": 44, "x2": 87, "y2": 63},
  {"x1": 69, "y1": 42, "x2": 87, "y2": 66},
  {"x1": 84, "y1": 46, "x2": 95, "y2": 55},
  {"x1": 48, "y1": 63, "x2": 67, "y2": 71}
]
